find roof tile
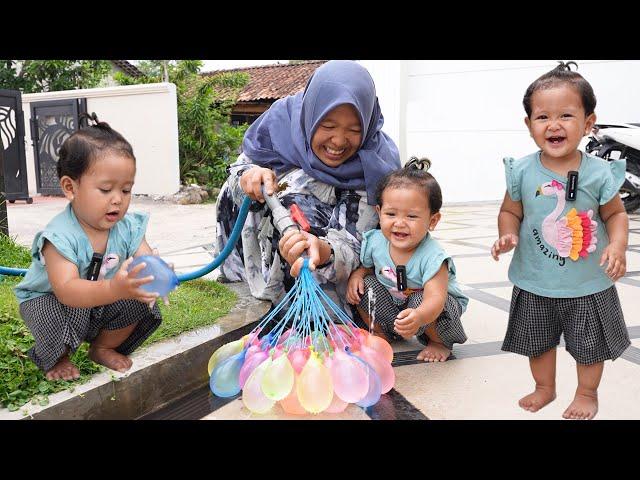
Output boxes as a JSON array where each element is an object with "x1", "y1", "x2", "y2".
[{"x1": 202, "y1": 61, "x2": 327, "y2": 102}]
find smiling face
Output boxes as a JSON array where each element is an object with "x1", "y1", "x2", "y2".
[
  {"x1": 61, "y1": 152, "x2": 136, "y2": 234},
  {"x1": 376, "y1": 186, "x2": 441, "y2": 255},
  {"x1": 525, "y1": 84, "x2": 596, "y2": 165},
  {"x1": 311, "y1": 103, "x2": 362, "y2": 168}
]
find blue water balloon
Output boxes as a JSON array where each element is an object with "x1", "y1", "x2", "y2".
[
  {"x1": 128, "y1": 255, "x2": 179, "y2": 297},
  {"x1": 351, "y1": 352, "x2": 382, "y2": 408},
  {"x1": 210, "y1": 349, "x2": 247, "y2": 397}
]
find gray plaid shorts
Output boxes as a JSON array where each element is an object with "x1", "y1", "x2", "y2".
[
  {"x1": 358, "y1": 275, "x2": 467, "y2": 348},
  {"x1": 20, "y1": 294, "x2": 162, "y2": 372},
  {"x1": 502, "y1": 285, "x2": 630, "y2": 364}
]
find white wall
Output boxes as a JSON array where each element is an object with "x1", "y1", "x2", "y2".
[
  {"x1": 365, "y1": 60, "x2": 640, "y2": 203},
  {"x1": 358, "y1": 60, "x2": 407, "y2": 162},
  {"x1": 22, "y1": 83, "x2": 179, "y2": 197}
]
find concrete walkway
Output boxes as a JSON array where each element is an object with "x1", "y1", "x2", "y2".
[{"x1": 5, "y1": 196, "x2": 640, "y2": 419}]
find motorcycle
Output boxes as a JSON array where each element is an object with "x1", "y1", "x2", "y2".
[{"x1": 585, "y1": 122, "x2": 640, "y2": 213}]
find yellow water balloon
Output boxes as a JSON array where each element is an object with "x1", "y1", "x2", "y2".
[
  {"x1": 261, "y1": 354, "x2": 294, "y2": 401},
  {"x1": 207, "y1": 338, "x2": 245, "y2": 375},
  {"x1": 297, "y1": 352, "x2": 334, "y2": 414}
]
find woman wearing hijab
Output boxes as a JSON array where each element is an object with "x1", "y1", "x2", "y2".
[{"x1": 214, "y1": 60, "x2": 400, "y2": 316}]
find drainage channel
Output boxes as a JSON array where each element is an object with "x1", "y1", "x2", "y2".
[{"x1": 139, "y1": 351, "x2": 428, "y2": 420}]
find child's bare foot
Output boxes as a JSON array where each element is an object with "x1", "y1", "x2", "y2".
[
  {"x1": 417, "y1": 341, "x2": 451, "y2": 362},
  {"x1": 562, "y1": 390, "x2": 598, "y2": 420},
  {"x1": 45, "y1": 356, "x2": 80, "y2": 381},
  {"x1": 88, "y1": 346, "x2": 133, "y2": 373},
  {"x1": 518, "y1": 385, "x2": 556, "y2": 412}
]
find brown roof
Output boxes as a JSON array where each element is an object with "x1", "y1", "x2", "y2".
[
  {"x1": 202, "y1": 61, "x2": 327, "y2": 102},
  {"x1": 111, "y1": 60, "x2": 143, "y2": 78}
]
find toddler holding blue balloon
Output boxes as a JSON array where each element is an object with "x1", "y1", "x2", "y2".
[{"x1": 14, "y1": 114, "x2": 168, "y2": 381}]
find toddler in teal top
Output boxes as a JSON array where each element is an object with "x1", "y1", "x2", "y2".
[
  {"x1": 347, "y1": 158, "x2": 468, "y2": 362},
  {"x1": 14, "y1": 114, "x2": 165, "y2": 381},
  {"x1": 492, "y1": 62, "x2": 630, "y2": 420}
]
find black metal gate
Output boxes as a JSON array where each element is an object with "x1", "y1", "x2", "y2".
[
  {"x1": 30, "y1": 98, "x2": 86, "y2": 195},
  {"x1": 0, "y1": 89, "x2": 32, "y2": 203}
]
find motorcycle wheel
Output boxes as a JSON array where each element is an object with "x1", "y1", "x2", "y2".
[{"x1": 620, "y1": 187, "x2": 640, "y2": 213}]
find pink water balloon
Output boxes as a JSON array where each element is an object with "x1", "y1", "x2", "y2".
[
  {"x1": 244, "y1": 344, "x2": 264, "y2": 362},
  {"x1": 239, "y1": 350, "x2": 269, "y2": 388},
  {"x1": 288, "y1": 348, "x2": 309, "y2": 374},
  {"x1": 356, "y1": 344, "x2": 395, "y2": 394},
  {"x1": 364, "y1": 333, "x2": 394, "y2": 363},
  {"x1": 242, "y1": 357, "x2": 275, "y2": 414},
  {"x1": 277, "y1": 329, "x2": 293, "y2": 345},
  {"x1": 328, "y1": 348, "x2": 369, "y2": 403},
  {"x1": 352, "y1": 355, "x2": 382, "y2": 408}
]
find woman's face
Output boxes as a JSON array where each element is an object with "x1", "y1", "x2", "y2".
[{"x1": 311, "y1": 104, "x2": 362, "y2": 168}]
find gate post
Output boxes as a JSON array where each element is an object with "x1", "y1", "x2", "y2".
[{"x1": 0, "y1": 143, "x2": 8, "y2": 236}]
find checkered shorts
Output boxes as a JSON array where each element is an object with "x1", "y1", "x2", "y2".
[
  {"x1": 19, "y1": 294, "x2": 162, "y2": 372},
  {"x1": 358, "y1": 275, "x2": 467, "y2": 348},
  {"x1": 502, "y1": 285, "x2": 630, "y2": 364}
]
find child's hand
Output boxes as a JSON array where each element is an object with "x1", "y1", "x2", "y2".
[
  {"x1": 394, "y1": 308, "x2": 426, "y2": 338},
  {"x1": 150, "y1": 248, "x2": 173, "y2": 308},
  {"x1": 600, "y1": 242, "x2": 627, "y2": 281},
  {"x1": 109, "y1": 257, "x2": 159, "y2": 305},
  {"x1": 491, "y1": 234, "x2": 519, "y2": 260},
  {"x1": 346, "y1": 269, "x2": 366, "y2": 305}
]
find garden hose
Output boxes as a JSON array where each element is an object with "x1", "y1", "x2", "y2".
[{"x1": 0, "y1": 196, "x2": 253, "y2": 283}]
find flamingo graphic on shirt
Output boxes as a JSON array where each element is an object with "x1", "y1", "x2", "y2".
[
  {"x1": 380, "y1": 266, "x2": 423, "y2": 300},
  {"x1": 97, "y1": 254, "x2": 120, "y2": 280},
  {"x1": 535, "y1": 179, "x2": 598, "y2": 261}
]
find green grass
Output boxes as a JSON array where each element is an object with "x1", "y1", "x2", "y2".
[
  {"x1": 0, "y1": 233, "x2": 32, "y2": 268},
  {"x1": 0, "y1": 234, "x2": 237, "y2": 413}
]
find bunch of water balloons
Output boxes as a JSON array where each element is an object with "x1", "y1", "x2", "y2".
[{"x1": 207, "y1": 259, "x2": 395, "y2": 415}]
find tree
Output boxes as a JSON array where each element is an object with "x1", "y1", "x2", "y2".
[
  {"x1": 0, "y1": 60, "x2": 112, "y2": 93},
  {"x1": 115, "y1": 60, "x2": 250, "y2": 190}
]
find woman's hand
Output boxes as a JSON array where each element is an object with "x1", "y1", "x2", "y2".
[
  {"x1": 108, "y1": 257, "x2": 159, "y2": 305},
  {"x1": 240, "y1": 167, "x2": 277, "y2": 202},
  {"x1": 346, "y1": 268, "x2": 368, "y2": 305},
  {"x1": 279, "y1": 229, "x2": 323, "y2": 277},
  {"x1": 600, "y1": 241, "x2": 627, "y2": 281}
]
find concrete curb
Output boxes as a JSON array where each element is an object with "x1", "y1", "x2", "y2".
[{"x1": 0, "y1": 283, "x2": 270, "y2": 420}]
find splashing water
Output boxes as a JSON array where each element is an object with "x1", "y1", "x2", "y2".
[{"x1": 367, "y1": 288, "x2": 376, "y2": 335}]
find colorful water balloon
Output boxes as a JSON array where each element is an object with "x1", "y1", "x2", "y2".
[
  {"x1": 208, "y1": 338, "x2": 245, "y2": 375},
  {"x1": 279, "y1": 376, "x2": 307, "y2": 415},
  {"x1": 356, "y1": 344, "x2": 395, "y2": 394},
  {"x1": 297, "y1": 352, "x2": 334, "y2": 414},
  {"x1": 238, "y1": 350, "x2": 269, "y2": 388},
  {"x1": 210, "y1": 349, "x2": 246, "y2": 397},
  {"x1": 351, "y1": 354, "x2": 382, "y2": 408},
  {"x1": 328, "y1": 348, "x2": 369, "y2": 403},
  {"x1": 242, "y1": 357, "x2": 275, "y2": 414},
  {"x1": 261, "y1": 353, "x2": 294, "y2": 400}
]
